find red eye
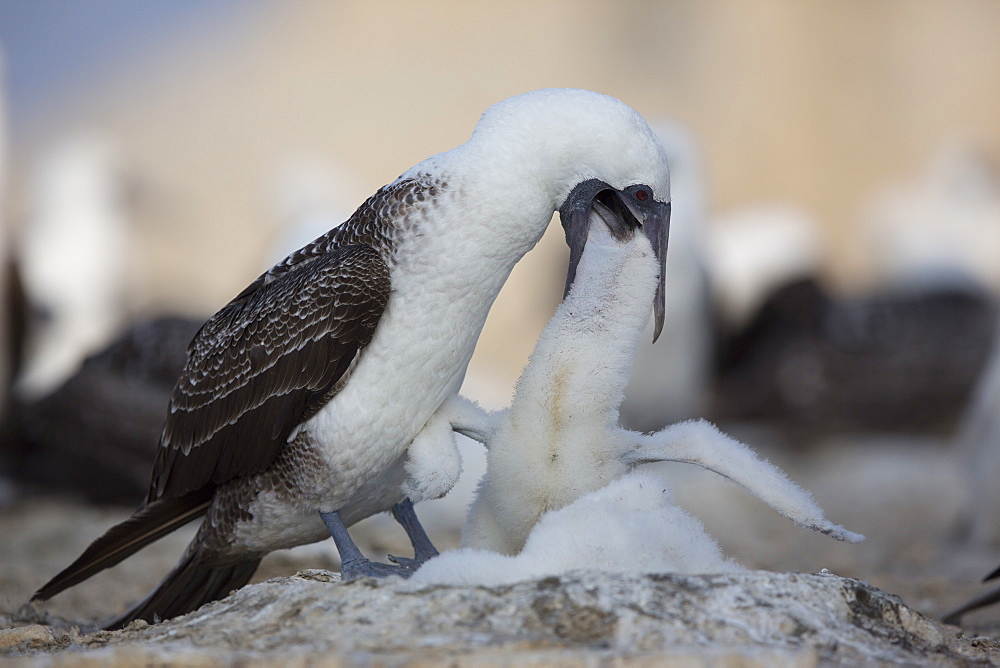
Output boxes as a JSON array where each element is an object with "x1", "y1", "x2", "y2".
[{"x1": 635, "y1": 188, "x2": 650, "y2": 201}]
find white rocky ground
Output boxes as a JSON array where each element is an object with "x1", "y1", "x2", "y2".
[
  {"x1": 2, "y1": 432, "x2": 999, "y2": 665},
  {"x1": 6, "y1": 569, "x2": 999, "y2": 666}
]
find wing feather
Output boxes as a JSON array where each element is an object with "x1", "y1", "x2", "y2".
[{"x1": 147, "y1": 243, "x2": 391, "y2": 503}]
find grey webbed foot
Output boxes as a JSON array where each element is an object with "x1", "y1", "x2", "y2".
[
  {"x1": 389, "y1": 499, "x2": 440, "y2": 569},
  {"x1": 339, "y1": 556, "x2": 415, "y2": 581},
  {"x1": 320, "y1": 509, "x2": 413, "y2": 581}
]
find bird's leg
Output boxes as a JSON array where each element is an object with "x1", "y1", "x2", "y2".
[
  {"x1": 386, "y1": 499, "x2": 440, "y2": 569},
  {"x1": 319, "y1": 509, "x2": 415, "y2": 580},
  {"x1": 621, "y1": 419, "x2": 864, "y2": 543}
]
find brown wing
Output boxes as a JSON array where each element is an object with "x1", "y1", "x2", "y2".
[{"x1": 146, "y1": 243, "x2": 390, "y2": 503}]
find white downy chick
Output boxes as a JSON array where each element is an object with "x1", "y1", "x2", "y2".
[
  {"x1": 413, "y1": 469, "x2": 740, "y2": 586},
  {"x1": 447, "y1": 184, "x2": 863, "y2": 568}
]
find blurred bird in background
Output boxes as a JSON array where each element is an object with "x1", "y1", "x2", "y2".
[{"x1": 15, "y1": 135, "x2": 131, "y2": 400}]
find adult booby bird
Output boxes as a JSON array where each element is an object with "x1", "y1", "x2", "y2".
[
  {"x1": 32, "y1": 88, "x2": 672, "y2": 629},
  {"x1": 459, "y1": 182, "x2": 863, "y2": 556}
]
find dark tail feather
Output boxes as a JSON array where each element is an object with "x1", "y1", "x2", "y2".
[
  {"x1": 941, "y1": 585, "x2": 1000, "y2": 625},
  {"x1": 104, "y1": 550, "x2": 262, "y2": 630},
  {"x1": 32, "y1": 491, "x2": 212, "y2": 602}
]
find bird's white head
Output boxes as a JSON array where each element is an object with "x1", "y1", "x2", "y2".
[
  {"x1": 470, "y1": 88, "x2": 670, "y2": 208},
  {"x1": 467, "y1": 89, "x2": 672, "y2": 341}
]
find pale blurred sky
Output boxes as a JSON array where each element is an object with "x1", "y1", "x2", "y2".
[{"x1": 0, "y1": 0, "x2": 254, "y2": 132}]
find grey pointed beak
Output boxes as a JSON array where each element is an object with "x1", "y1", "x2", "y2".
[
  {"x1": 558, "y1": 179, "x2": 671, "y2": 343},
  {"x1": 559, "y1": 179, "x2": 607, "y2": 299},
  {"x1": 639, "y1": 200, "x2": 670, "y2": 343}
]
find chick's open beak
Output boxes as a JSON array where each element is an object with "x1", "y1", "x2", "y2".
[{"x1": 559, "y1": 179, "x2": 671, "y2": 343}]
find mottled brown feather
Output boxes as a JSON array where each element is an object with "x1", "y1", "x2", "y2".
[
  {"x1": 32, "y1": 490, "x2": 213, "y2": 602},
  {"x1": 141, "y1": 177, "x2": 448, "y2": 505},
  {"x1": 141, "y1": 176, "x2": 452, "y2": 506},
  {"x1": 147, "y1": 243, "x2": 390, "y2": 502}
]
